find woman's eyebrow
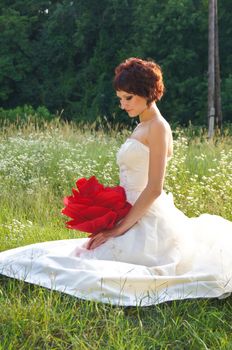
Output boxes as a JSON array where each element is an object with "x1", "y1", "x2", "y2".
[{"x1": 116, "y1": 93, "x2": 132, "y2": 98}]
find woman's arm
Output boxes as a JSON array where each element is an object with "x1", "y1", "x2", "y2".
[{"x1": 87, "y1": 120, "x2": 170, "y2": 250}]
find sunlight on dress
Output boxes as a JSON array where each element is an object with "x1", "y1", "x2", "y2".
[{"x1": 0, "y1": 138, "x2": 232, "y2": 306}]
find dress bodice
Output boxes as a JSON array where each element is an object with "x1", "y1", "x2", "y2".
[{"x1": 117, "y1": 138, "x2": 149, "y2": 198}]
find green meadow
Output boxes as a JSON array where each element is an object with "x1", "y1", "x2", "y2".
[{"x1": 0, "y1": 121, "x2": 232, "y2": 349}]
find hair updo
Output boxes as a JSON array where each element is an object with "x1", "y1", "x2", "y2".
[{"x1": 113, "y1": 57, "x2": 164, "y2": 105}]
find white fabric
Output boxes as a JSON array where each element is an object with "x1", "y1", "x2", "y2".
[{"x1": 0, "y1": 138, "x2": 232, "y2": 306}]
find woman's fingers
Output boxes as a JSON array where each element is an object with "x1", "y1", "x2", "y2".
[
  {"x1": 86, "y1": 237, "x2": 95, "y2": 250},
  {"x1": 86, "y1": 228, "x2": 118, "y2": 250},
  {"x1": 87, "y1": 233, "x2": 106, "y2": 250}
]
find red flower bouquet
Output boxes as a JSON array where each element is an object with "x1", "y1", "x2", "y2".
[{"x1": 62, "y1": 176, "x2": 132, "y2": 235}]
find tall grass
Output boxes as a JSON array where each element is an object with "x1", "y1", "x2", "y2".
[{"x1": 0, "y1": 121, "x2": 232, "y2": 349}]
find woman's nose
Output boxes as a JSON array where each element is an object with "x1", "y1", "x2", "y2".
[{"x1": 120, "y1": 100, "x2": 127, "y2": 110}]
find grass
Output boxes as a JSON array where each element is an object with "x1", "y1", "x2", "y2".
[{"x1": 0, "y1": 121, "x2": 232, "y2": 349}]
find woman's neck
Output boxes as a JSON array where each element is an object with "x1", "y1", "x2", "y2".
[{"x1": 139, "y1": 103, "x2": 158, "y2": 123}]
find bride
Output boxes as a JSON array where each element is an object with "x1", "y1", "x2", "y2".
[{"x1": 0, "y1": 57, "x2": 232, "y2": 306}]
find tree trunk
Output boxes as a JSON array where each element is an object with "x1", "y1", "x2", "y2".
[
  {"x1": 214, "y1": 0, "x2": 223, "y2": 130},
  {"x1": 208, "y1": 0, "x2": 215, "y2": 139}
]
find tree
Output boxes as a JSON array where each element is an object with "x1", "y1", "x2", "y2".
[
  {"x1": 0, "y1": 0, "x2": 231, "y2": 126},
  {"x1": 208, "y1": 0, "x2": 222, "y2": 138},
  {"x1": 208, "y1": 0, "x2": 215, "y2": 138},
  {"x1": 0, "y1": 1, "x2": 51, "y2": 107},
  {"x1": 214, "y1": 0, "x2": 222, "y2": 130}
]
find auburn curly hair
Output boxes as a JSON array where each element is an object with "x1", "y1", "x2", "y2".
[{"x1": 113, "y1": 57, "x2": 164, "y2": 105}]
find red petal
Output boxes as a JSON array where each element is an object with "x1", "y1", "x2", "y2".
[
  {"x1": 94, "y1": 190, "x2": 126, "y2": 210},
  {"x1": 65, "y1": 194, "x2": 93, "y2": 206},
  {"x1": 62, "y1": 203, "x2": 89, "y2": 219},
  {"x1": 105, "y1": 185, "x2": 126, "y2": 198},
  {"x1": 76, "y1": 176, "x2": 104, "y2": 196},
  {"x1": 63, "y1": 205, "x2": 114, "y2": 222},
  {"x1": 75, "y1": 177, "x2": 88, "y2": 189},
  {"x1": 66, "y1": 210, "x2": 117, "y2": 234},
  {"x1": 116, "y1": 203, "x2": 132, "y2": 221},
  {"x1": 75, "y1": 206, "x2": 113, "y2": 221},
  {"x1": 72, "y1": 188, "x2": 80, "y2": 198}
]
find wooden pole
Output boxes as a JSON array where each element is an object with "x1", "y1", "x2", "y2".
[
  {"x1": 208, "y1": 0, "x2": 215, "y2": 139},
  {"x1": 214, "y1": 0, "x2": 223, "y2": 130}
]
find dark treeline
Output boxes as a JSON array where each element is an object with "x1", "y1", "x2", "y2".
[{"x1": 0, "y1": 0, "x2": 231, "y2": 126}]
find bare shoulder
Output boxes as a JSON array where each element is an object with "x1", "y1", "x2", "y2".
[
  {"x1": 147, "y1": 116, "x2": 172, "y2": 139},
  {"x1": 147, "y1": 116, "x2": 173, "y2": 157}
]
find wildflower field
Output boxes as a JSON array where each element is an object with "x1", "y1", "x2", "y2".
[{"x1": 0, "y1": 121, "x2": 232, "y2": 349}]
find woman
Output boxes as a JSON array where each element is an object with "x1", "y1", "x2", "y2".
[
  {"x1": 87, "y1": 57, "x2": 173, "y2": 251},
  {"x1": 0, "y1": 58, "x2": 232, "y2": 306}
]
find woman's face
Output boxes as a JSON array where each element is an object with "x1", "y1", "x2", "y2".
[{"x1": 116, "y1": 90, "x2": 147, "y2": 118}]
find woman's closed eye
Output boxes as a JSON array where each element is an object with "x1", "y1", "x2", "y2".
[
  {"x1": 116, "y1": 95, "x2": 133, "y2": 102},
  {"x1": 121, "y1": 97, "x2": 133, "y2": 105}
]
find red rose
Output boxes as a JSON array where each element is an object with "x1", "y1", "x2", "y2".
[{"x1": 62, "y1": 176, "x2": 131, "y2": 235}]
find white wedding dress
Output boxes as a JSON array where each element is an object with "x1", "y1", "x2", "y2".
[{"x1": 0, "y1": 138, "x2": 232, "y2": 306}]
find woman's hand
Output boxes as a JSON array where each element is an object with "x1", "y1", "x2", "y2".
[{"x1": 86, "y1": 227, "x2": 122, "y2": 250}]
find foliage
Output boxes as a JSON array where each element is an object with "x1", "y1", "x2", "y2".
[
  {"x1": 0, "y1": 104, "x2": 55, "y2": 126},
  {"x1": 0, "y1": 1, "x2": 231, "y2": 125}
]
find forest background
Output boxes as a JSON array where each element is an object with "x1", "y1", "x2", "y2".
[{"x1": 0, "y1": 0, "x2": 231, "y2": 127}]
